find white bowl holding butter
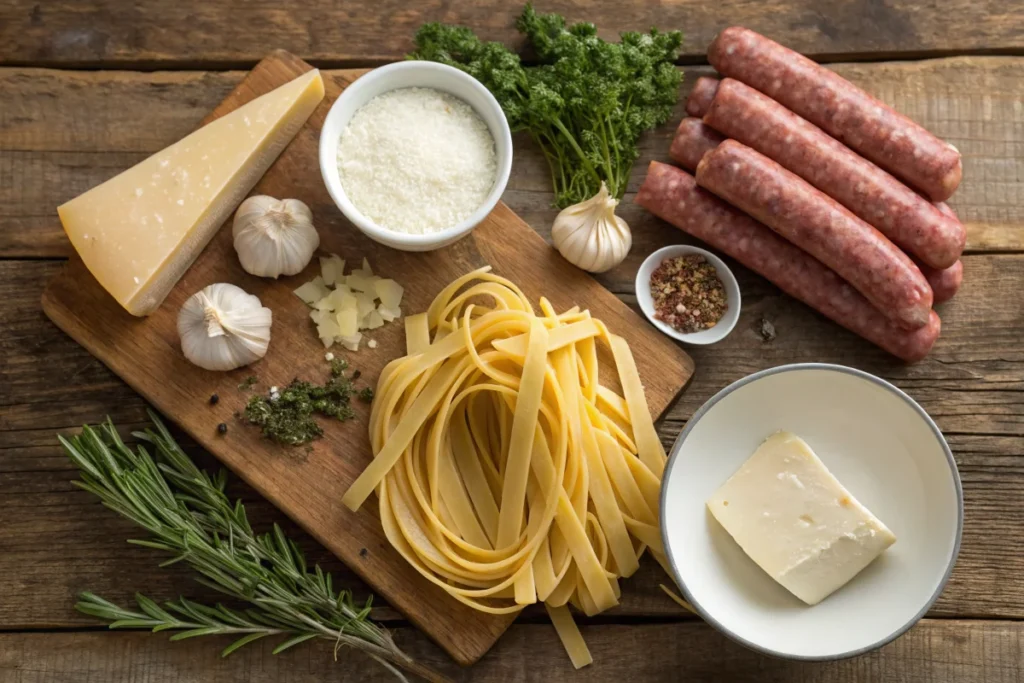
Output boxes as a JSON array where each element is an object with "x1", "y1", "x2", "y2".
[
  {"x1": 661, "y1": 364, "x2": 961, "y2": 660},
  {"x1": 319, "y1": 61, "x2": 512, "y2": 252}
]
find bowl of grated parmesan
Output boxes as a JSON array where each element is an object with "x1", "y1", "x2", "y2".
[{"x1": 319, "y1": 61, "x2": 513, "y2": 251}]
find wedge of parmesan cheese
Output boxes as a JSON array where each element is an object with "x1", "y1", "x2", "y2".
[{"x1": 59, "y1": 70, "x2": 325, "y2": 316}]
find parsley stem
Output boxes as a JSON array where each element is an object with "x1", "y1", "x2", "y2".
[{"x1": 550, "y1": 117, "x2": 604, "y2": 189}]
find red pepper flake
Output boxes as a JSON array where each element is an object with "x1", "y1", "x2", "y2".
[{"x1": 650, "y1": 254, "x2": 727, "y2": 334}]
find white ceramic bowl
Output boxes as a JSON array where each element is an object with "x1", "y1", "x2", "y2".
[
  {"x1": 636, "y1": 245, "x2": 741, "y2": 345},
  {"x1": 661, "y1": 364, "x2": 962, "y2": 660},
  {"x1": 318, "y1": 61, "x2": 513, "y2": 251}
]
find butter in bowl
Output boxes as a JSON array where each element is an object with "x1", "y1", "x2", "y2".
[
  {"x1": 706, "y1": 431, "x2": 896, "y2": 606},
  {"x1": 660, "y1": 364, "x2": 962, "y2": 660}
]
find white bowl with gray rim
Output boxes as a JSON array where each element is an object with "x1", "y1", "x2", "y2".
[
  {"x1": 660, "y1": 364, "x2": 962, "y2": 660},
  {"x1": 318, "y1": 61, "x2": 513, "y2": 252},
  {"x1": 636, "y1": 244, "x2": 741, "y2": 344}
]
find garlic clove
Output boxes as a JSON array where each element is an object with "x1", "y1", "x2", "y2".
[
  {"x1": 233, "y1": 195, "x2": 320, "y2": 278},
  {"x1": 178, "y1": 283, "x2": 272, "y2": 371},
  {"x1": 551, "y1": 182, "x2": 632, "y2": 274}
]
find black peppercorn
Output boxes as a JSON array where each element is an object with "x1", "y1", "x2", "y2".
[
  {"x1": 209, "y1": 394, "x2": 220, "y2": 405},
  {"x1": 217, "y1": 423, "x2": 228, "y2": 435}
]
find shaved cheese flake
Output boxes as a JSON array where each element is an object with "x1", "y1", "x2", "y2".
[
  {"x1": 325, "y1": 287, "x2": 356, "y2": 312},
  {"x1": 294, "y1": 279, "x2": 329, "y2": 304},
  {"x1": 319, "y1": 254, "x2": 345, "y2": 285},
  {"x1": 346, "y1": 272, "x2": 375, "y2": 293},
  {"x1": 317, "y1": 318, "x2": 340, "y2": 348},
  {"x1": 378, "y1": 304, "x2": 401, "y2": 322},
  {"x1": 374, "y1": 278, "x2": 404, "y2": 309},
  {"x1": 295, "y1": 256, "x2": 403, "y2": 351},
  {"x1": 339, "y1": 332, "x2": 362, "y2": 351},
  {"x1": 336, "y1": 307, "x2": 358, "y2": 337},
  {"x1": 312, "y1": 296, "x2": 334, "y2": 311},
  {"x1": 355, "y1": 292, "x2": 377, "y2": 320}
]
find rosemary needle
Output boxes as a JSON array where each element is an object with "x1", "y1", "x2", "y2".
[{"x1": 60, "y1": 412, "x2": 445, "y2": 682}]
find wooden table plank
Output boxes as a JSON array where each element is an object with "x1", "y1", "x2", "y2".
[
  {"x1": 2, "y1": 19, "x2": 1024, "y2": 679},
  {"x1": 4, "y1": 252, "x2": 1024, "y2": 626},
  {"x1": 2, "y1": 620, "x2": 1022, "y2": 682},
  {"x1": 3, "y1": 58, "x2": 1023, "y2": 259},
  {"x1": 2, "y1": 1, "x2": 1023, "y2": 69}
]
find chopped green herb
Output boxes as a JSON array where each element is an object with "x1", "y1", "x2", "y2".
[
  {"x1": 238, "y1": 375, "x2": 258, "y2": 391},
  {"x1": 243, "y1": 364, "x2": 370, "y2": 446},
  {"x1": 329, "y1": 357, "x2": 349, "y2": 377}
]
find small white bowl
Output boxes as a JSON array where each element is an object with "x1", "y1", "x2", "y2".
[
  {"x1": 318, "y1": 61, "x2": 513, "y2": 251},
  {"x1": 636, "y1": 245, "x2": 740, "y2": 345},
  {"x1": 661, "y1": 364, "x2": 962, "y2": 660}
]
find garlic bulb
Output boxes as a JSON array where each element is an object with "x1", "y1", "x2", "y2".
[
  {"x1": 233, "y1": 195, "x2": 319, "y2": 278},
  {"x1": 551, "y1": 182, "x2": 632, "y2": 273},
  {"x1": 178, "y1": 283, "x2": 272, "y2": 371}
]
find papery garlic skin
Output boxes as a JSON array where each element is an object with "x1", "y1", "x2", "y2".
[
  {"x1": 233, "y1": 195, "x2": 319, "y2": 278},
  {"x1": 178, "y1": 283, "x2": 272, "y2": 371},
  {"x1": 551, "y1": 182, "x2": 632, "y2": 273}
]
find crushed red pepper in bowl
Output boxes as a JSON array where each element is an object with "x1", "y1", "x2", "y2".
[{"x1": 650, "y1": 254, "x2": 728, "y2": 334}]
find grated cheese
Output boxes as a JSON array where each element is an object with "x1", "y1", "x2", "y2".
[{"x1": 337, "y1": 87, "x2": 497, "y2": 234}]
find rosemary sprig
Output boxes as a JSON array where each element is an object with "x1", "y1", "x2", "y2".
[{"x1": 60, "y1": 413, "x2": 443, "y2": 682}]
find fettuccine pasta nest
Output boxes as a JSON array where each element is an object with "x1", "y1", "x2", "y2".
[{"x1": 342, "y1": 267, "x2": 670, "y2": 668}]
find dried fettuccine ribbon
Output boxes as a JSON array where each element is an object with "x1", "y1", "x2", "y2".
[{"x1": 343, "y1": 267, "x2": 670, "y2": 668}]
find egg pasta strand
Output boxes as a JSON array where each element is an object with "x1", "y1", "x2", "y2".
[{"x1": 343, "y1": 267, "x2": 668, "y2": 667}]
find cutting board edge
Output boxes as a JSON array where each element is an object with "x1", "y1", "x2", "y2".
[
  {"x1": 40, "y1": 256, "x2": 511, "y2": 669},
  {"x1": 39, "y1": 49, "x2": 694, "y2": 667}
]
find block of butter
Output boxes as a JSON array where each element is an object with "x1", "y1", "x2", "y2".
[
  {"x1": 707, "y1": 431, "x2": 896, "y2": 605},
  {"x1": 59, "y1": 69, "x2": 325, "y2": 316}
]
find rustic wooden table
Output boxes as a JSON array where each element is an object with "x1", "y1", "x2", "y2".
[{"x1": 3, "y1": 2, "x2": 1023, "y2": 681}]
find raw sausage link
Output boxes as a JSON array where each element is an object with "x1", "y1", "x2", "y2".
[
  {"x1": 634, "y1": 162, "x2": 940, "y2": 362},
  {"x1": 919, "y1": 259, "x2": 963, "y2": 305},
  {"x1": 669, "y1": 118, "x2": 724, "y2": 171},
  {"x1": 703, "y1": 78, "x2": 965, "y2": 269},
  {"x1": 919, "y1": 202, "x2": 964, "y2": 303},
  {"x1": 686, "y1": 77, "x2": 720, "y2": 118},
  {"x1": 708, "y1": 26, "x2": 962, "y2": 202},
  {"x1": 696, "y1": 140, "x2": 933, "y2": 330},
  {"x1": 671, "y1": 113, "x2": 966, "y2": 294}
]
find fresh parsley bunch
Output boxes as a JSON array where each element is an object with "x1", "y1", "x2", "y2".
[{"x1": 411, "y1": 4, "x2": 683, "y2": 208}]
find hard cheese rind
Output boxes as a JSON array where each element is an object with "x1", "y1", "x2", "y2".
[
  {"x1": 707, "y1": 431, "x2": 896, "y2": 605},
  {"x1": 58, "y1": 69, "x2": 325, "y2": 316}
]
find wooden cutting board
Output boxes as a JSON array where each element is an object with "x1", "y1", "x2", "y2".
[{"x1": 41, "y1": 50, "x2": 695, "y2": 665}]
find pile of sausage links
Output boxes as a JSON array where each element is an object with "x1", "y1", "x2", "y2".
[{"x1": 636, "y1": 27, "x2": 965, "y2": 362}]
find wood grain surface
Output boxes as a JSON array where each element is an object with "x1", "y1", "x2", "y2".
[
  {"x1": 2, "y1": 620, "x2": 1021, "y2": 682},
  {"x1": 4, "y1": 4, "x2": 1024, "y2": 679},
  {"x1": 5, "y1": 58, "x2": 1024, "y2": 259},
  {"x1": 1, "y1": 0, "x2": 1023, "y2": 68},
  {"x1": 37, "y1": 51, "x2": 694, "y2": 665}
]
